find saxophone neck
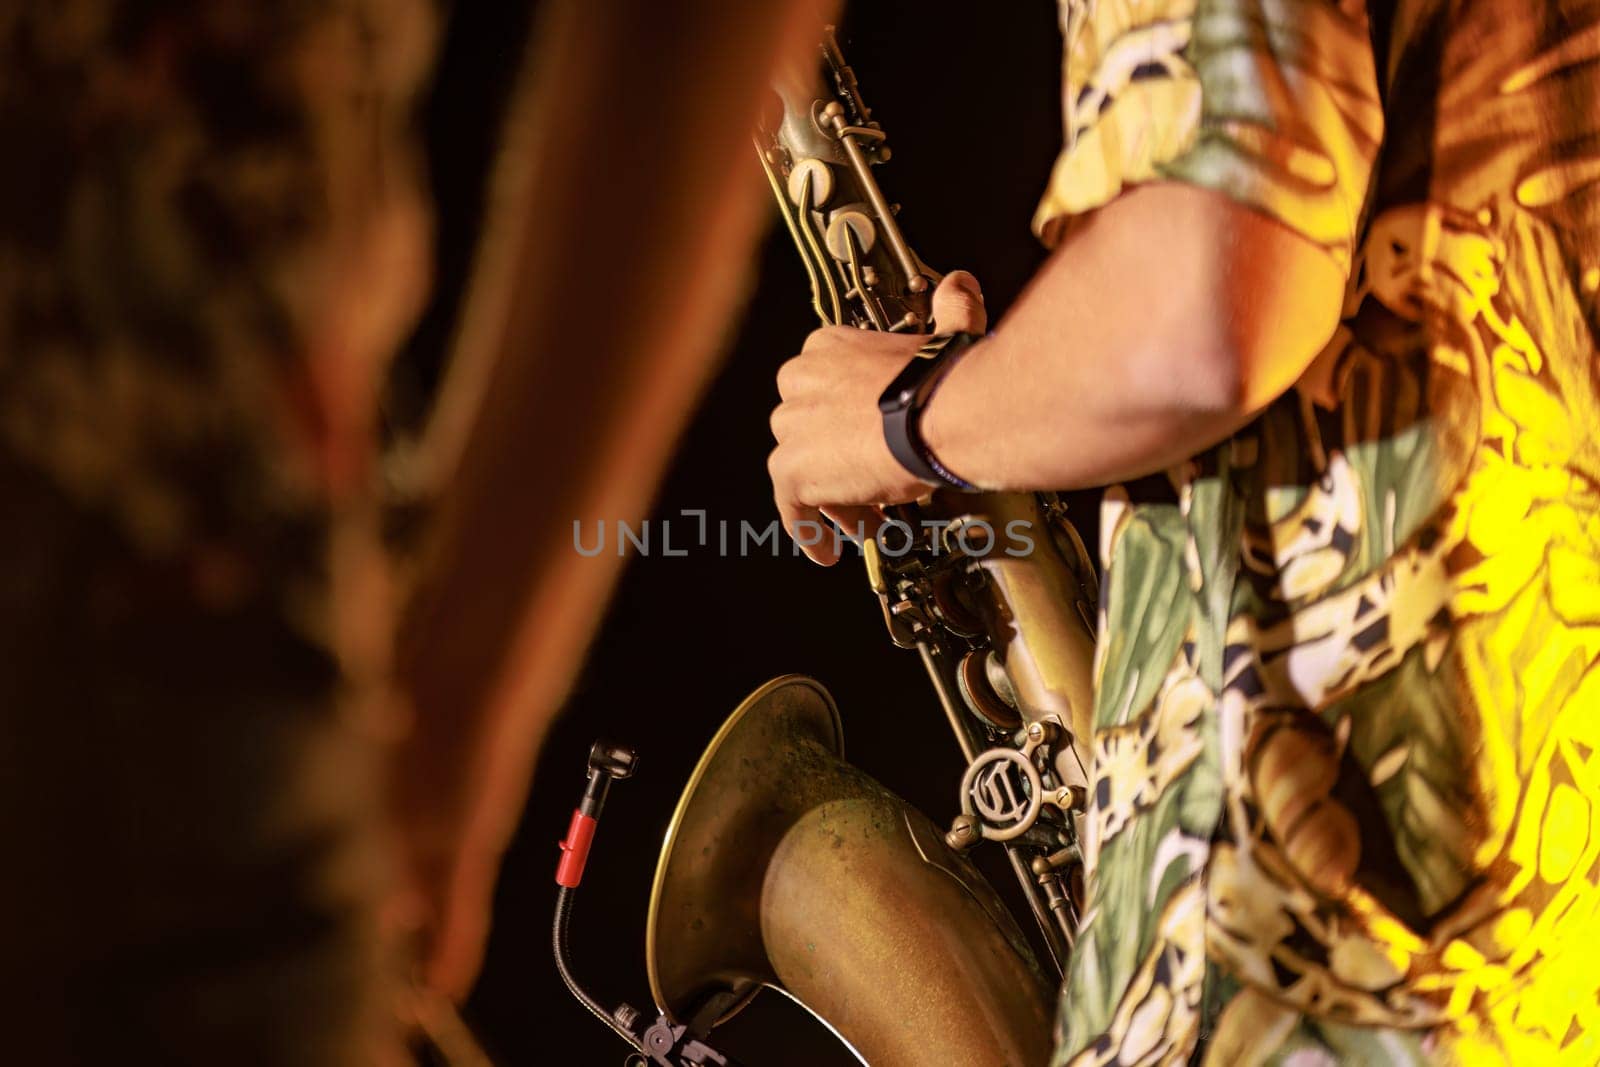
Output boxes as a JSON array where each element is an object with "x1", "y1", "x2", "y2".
[{"x1": 758, "y1": 28, "x2": 938, "y2": 333}]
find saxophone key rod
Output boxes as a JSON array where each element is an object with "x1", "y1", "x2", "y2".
[
  {"x1": 1005, "y1": 844, "x2": 1071, "y2": 977},
  {"x1": 818, "y1": 28, "x2": 931, "y2": 296},
  {"x1": 821, "y1": 100, "x2": 929, "y2": 297}
]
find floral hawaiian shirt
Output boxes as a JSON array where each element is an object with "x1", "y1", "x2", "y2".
[{"x1": 1035, "y1": 0, "x2": 1600, "y2": 1062}]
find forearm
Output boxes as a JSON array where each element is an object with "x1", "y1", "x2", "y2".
[{"x1": 922, "y1": 183, "x2": 1344, "y2": 491}]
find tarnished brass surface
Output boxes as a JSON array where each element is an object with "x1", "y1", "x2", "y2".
[
  {"x1": 648, "y1": 676, "x2": 1055, "y2": 1066},
  {"x1": 967, "y1": 492, "x2": 1098, "y2": 782},
  {"x1": 907, "y1": 489, "x2": 1099, "y2": 793},
  {"x1": 758, "y1": 34, "x2": 939, "y2": 333}
]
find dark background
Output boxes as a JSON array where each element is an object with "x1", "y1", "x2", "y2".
[{"x1": 403, "y1": 3, "x2": 1084, "y2": 1062}]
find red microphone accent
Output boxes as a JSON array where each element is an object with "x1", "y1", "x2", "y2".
[{"x1": 555, "y1": 809, "x2": 598, "y2": 887}]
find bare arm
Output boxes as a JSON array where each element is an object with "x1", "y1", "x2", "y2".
[
  {"x1": 768, "y1": 182, "x2": 1347, "y2": 563},
  {"x1": 923, "y1": 182, "x2": 1345, "y2": 490}
]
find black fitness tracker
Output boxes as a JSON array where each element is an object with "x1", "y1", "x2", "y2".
[{"x1": 877, "y1": 330, "x2": 982, "y2": 491}]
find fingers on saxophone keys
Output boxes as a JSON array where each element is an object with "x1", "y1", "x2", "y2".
[
  {"x1": 768, "y1": 401, "x2": 795, "y2": 443},
  {"x1": 929, "y1": 270, "x2": 987, "y2": 334},
  {"x1": 786, "y1": 504, "x2": 839, "y2": 566},
  {"x1": 769, "y1": 448, "x2": 836, "y2": 566},
  {"x1": 799, "y1": 325, "x2": 851, "y2": 354},
  {"x1": 775, "y1": 354, "x2": 805, "y2": 401},
  {"x1": 822, "y1": 505, "x2": 884, "y2": 546}
]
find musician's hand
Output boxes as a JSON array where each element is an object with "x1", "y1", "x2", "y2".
[{"x1": 769, "y1": 271, "x2": 987, "y2": 565}]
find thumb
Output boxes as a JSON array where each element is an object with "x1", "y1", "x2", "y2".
[{"x1": 929, "y1": 270, "x2": 987, "y2": 334}]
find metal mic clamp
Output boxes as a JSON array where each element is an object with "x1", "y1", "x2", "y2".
[
  {"x1": 552, "y1": 740, "x2": 744, "y2": 1067},
  {"x1": 555, "y1": 740, "x2": 639, "y2": 889}
]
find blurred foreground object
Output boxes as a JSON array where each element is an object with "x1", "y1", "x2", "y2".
[
  {"x1": 0, "y1": 1, "x2": 434, "y2": 1062},
  {"x1": 390, "y1": 0, "x2": 833, "y2": 1000},
  {"x1": 0, "y1": 0, "x2": 831, "y2": 1060}
]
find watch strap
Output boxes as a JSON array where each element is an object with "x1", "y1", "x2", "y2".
[{"x1": 879, "y1": 331, "x2": 981, "y2": 491}]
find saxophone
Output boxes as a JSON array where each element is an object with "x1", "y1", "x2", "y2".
[{"x1": 554, "y1": 28, "x2": 1102, "y2": 1067}]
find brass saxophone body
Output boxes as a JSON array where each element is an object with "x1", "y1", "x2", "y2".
[{"x1": 644, "y1": 29, "x2": 1100, "y2": 1064}]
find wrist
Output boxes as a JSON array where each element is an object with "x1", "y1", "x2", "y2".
[
  {"x1": 918, "y1": 337, "x2": 984, "y2": 489},
  {"x1": 878, "y1": 331, "x2": 982, "y2": 491}
]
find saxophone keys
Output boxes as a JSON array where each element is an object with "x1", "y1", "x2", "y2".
[
  {"x1": 785, "y1": 156, "x2": 833, "y2": 208},
  {"x1": 824, "y1": 208, "x2": 877, "y2": 260},
  {"x1": 930, "y1": 568, "x2": 985, "y2": 636},
  {"x1": 958, "y1": 650, "x2": 1021, "y2": 730},
  {"x1": 884, "y1": 597, "x2": 928, "y2": 646}
]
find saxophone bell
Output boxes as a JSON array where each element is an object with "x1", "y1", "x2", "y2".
[{"x1": 645, "y1": 675, "x2": 1056, "y2": 1066}]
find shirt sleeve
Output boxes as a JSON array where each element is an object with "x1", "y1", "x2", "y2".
[{"x1": 1034, "y1": 0, "x2": 1385, "y2": 274}]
